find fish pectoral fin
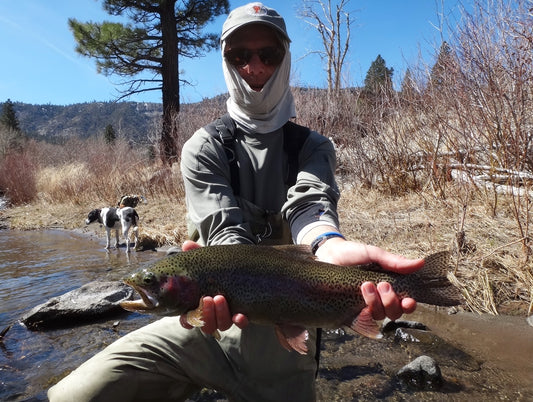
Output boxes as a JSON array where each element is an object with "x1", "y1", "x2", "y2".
[
  {"x1": 185, "y1": 299, "x2": 221, "y2": 341},
  {"x1": 186, "y1": 298, "x2": 205, "y2": 328},
  {"x1": 274, "y1": 324, "x2": 309, "y2": 355},
  {"x1": 348, "y1": 307, "x2": 383, "y2": 339}
]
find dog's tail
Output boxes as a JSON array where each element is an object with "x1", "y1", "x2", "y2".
[{"x1": 118, "y1": 194, "x2": 147, "y2": 208}]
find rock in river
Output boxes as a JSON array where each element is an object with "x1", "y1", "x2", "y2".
[
  {"x1": 21, "y1": 281, "x2": 134, "y2": 330},
  {"x1": 397, "y1": 355, "x2": 443, "y2": 390}
]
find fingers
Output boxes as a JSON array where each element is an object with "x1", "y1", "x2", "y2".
[
  {"x1": 361, "y1": 282, "x2": 385, "y2": 320},
  {"x1": 401, "y1": 297, "x2": 417, "y2": 314},
  {"x1": 376, "y1": 282, "x2": 402, "y2": 321},
  {"x1": 366, "y1": 245, "x2": 425, "y2": 274},
  {"x1": 180, "y1": 295, "x2": 248, "y2": 333},
  {"x1": 232, "y1": 313, "x2": 249, "y2": 329},
  {"x1": 361, "y1": 281, "x2": 415, "y2": 321},
  {"x1": 213, "y1": 295, "x2": 233, "y2": 331},
  {"x1": 200, "y1": 296, "x2": 232, "y2": 334},
  {"x1": 182, "y1": 240, "x2": 201, "y2": 251}
]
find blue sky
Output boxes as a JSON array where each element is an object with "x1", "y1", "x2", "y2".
[{"x1": 0, "y1": 1, "x2": 465, "y2": 105}]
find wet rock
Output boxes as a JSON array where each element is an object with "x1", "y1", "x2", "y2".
[
  {"x1": 21, "y1": 281, "x2": 134, "y2": 330},
  {"x1": 394, "y1": 327, "x2": 421, "y2": 343},
  {"x1": 382, "y1": 318, "x2": 428, "y2": 333},
  {"x1": 397, "y1": 355, "x2": 443, "y2": 390}
]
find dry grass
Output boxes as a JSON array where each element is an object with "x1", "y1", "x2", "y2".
[{"x1": 337, "y1": 183, "x2": 532, "y2": 316}]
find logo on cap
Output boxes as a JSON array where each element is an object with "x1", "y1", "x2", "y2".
[{"x1": 248, "y1": 3, "x2": 268, "y2": 16}]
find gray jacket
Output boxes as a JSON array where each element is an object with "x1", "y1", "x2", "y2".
[{"x1": 180, "y1": 122, "x2": 340, "y2": 246}]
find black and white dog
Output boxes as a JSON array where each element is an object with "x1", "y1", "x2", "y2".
[{"x1": 85, "y1": 207, "x2": 139, "y2": 252}]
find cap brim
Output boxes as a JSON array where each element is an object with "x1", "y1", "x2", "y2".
[{"x1": 221, "y1": 20, "x2": 290, "y2": 43}]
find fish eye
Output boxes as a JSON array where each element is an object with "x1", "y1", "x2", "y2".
[{"x1": 143, "y1": 271, "x2": 156, "y2": 285}]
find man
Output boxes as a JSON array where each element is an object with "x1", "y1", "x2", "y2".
[{"x1": 48, "y1": 3, "x2": 422, "y2": 401}]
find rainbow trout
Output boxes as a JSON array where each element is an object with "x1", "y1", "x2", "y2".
[{"x1": 121, "y1": 245, "x2": 462, "y2": 354}]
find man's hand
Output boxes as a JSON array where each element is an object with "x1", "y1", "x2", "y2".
[
  {"x1": 178, "y1": 240, "x2": 249, "y2": 334},
  {"x1": 315, "y1": 237, "x2": 424, "y2": 321}
]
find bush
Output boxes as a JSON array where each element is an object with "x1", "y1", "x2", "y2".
[{"x1": 0, "y1": 151, "x2": 37, "y2": 205}]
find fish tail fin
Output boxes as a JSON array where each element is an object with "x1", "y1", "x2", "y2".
[{"x1": 406, "y1": 251, "x2": 463, "y2": 306}]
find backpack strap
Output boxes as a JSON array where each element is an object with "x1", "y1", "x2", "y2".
[
  {"x1": 282, "y1": 121, "x2": 310, "y2": 187},
  {"x1": 207, "y1": 113, "x2": 242, "y2": 196},
  {"x1": 203, "y1": 115, "x2": 310, "y2": 195}
]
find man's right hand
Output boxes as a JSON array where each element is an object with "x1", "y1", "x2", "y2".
[{"x1": 179, "y1": 241, "x2": 249, "y2": 334}]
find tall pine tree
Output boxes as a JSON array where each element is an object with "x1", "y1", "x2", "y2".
[
  {"x1": 0, "y1": 99, "x2": 25, "y2": 155},
  {"x1": 430, "y1": 42, "x2": 455, "y2": 90},
  {"x1": 104, "y1": 124, "x2": 116, "y2": 144},
  {"x1": 69, "y1": 0, "x2": 229, "y2": 164},
  {"x1": 364, "y1": 55, "x2": 394, "y2": 94},
  {"x1": 0, "y1": 99, "x2": 20, "y2": 131}
]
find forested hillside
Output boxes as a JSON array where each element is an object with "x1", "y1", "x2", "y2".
[
  {"x1": 11, "y1": 101, "x2": 162, "y2": 143},
  {"x1": 8, "y1": 93, "x2": 230, "y2": 144}
]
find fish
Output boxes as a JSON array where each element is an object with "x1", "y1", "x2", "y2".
[{"x1": 121, "y1": 244, "x2": 462, "y2": 354}]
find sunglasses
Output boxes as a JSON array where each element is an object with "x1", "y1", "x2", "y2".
[{"x1": 224, "y1": 47, "x2": 285, "y2": 68}]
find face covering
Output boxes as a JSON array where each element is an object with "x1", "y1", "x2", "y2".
[{"x1": 222, "y1": 39, "x2": 296, "y2": 134}]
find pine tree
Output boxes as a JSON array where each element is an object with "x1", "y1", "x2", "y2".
[
  {"x1": 364, "y1": 55, "x2": 394, "y2": 94},
  {"x1": 104, "y1": 124, "x2": 116, "y2": 144},
  {"x1": 430, "y1": 42, "x2": 455, "y2": 89},
  {"x1": 400, "y1": 68, "x2": 417, "y2": 99},
  {"x1": 69, "y1": 0, "x2": 229, "y2": 164},
  {"x1": 0, "y1": 99, "x2": 20, "y2": 131},
  {"x1": 0, "y1": 99, "x2": 25, "y2": 156}
]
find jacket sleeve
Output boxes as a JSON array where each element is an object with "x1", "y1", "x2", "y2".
[
  {"x1": 180, "y1": 128, "x2": 256, "y2": 246},
  {"x1": 282, "y1": 131, "x2": 341, "y2": 243}
]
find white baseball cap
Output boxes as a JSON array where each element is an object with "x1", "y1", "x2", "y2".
[{"x1": 221, "y1": 2, "x2": 290, "y2": 42}]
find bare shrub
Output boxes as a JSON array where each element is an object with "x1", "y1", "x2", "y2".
[
  {"x1": 415, "y1": 0, "x2": 533, "y2": 257},
  {"x1": 25, "y1": 134, "x2": 185, "y2": 206},
  {"x1": 37, "y1": 163, "x2": 94, "y2": 204},
  {"x1": 0, "y1": 125, "x2": 25, "y2": 158},
  {"x1": 0, "y1": 151, "x2": 37, "y2": 205}
]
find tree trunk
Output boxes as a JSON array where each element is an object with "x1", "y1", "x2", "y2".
[{"x1": 159, "y1": 0, "x2": 180, "y2": 165}]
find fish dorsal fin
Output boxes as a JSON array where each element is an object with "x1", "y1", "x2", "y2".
[
  {"x1": 274, "y1": 324, "x2": 310, "y2": 355},
  {"x1": 271, "y1": 245, "x2": 316, "y2": 261},
  {"x1": 347, "y1": 306, "x2": 383, "y2": 339}
]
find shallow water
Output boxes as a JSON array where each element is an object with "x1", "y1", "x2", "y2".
[
  {"x1": 0, "y1": 229, "x2": 162, "y2": 401},
  {"x1": 0, "y1": 230, "x2": 532, "y2": 401}
]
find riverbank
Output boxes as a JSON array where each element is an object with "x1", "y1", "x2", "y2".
[
  {"x1": 0, "y1": 197, "x2": 188, "y2": 247},
  {"x1": 1, "y1": 185, "x2": 532, "y2": 317}
]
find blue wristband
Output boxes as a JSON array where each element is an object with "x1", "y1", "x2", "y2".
[{"x1": 310, "y1": 231, "x2": 345, "y2": 254}]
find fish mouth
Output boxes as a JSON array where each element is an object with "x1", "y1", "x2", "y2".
[{"x1": 120, "y1": 282, "x2": 159, "y2": 313}]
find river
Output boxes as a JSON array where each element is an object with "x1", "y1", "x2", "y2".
[
  {"x1": 0, "y1": 229, "x2": 532, "y2": 401},
  {"x1": 0, "y1": 229, "x2": 161, "y2": 401}
]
